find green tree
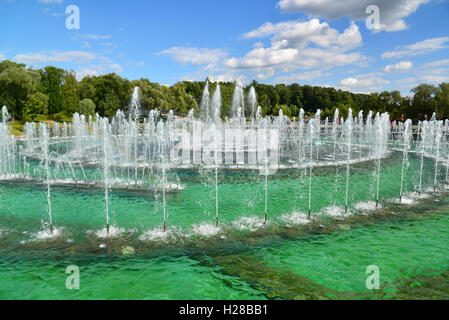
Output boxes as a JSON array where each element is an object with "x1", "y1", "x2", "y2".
[
  {"x1": 0, "y1": 66, "x2": 35, "y2": 119},
  {"x1": 23, "y1": 92, "x2": 49, "y2": 121},
  {"x1": 78, "y1": 98, "x2": 96, "y2": 117},
  {"x1": 411, "y1": 84, "x2": 437, "y2": 120},
  {"x1": 436, "y1": 83, "x2": 449, "y2": 119},
  {"x1": 0, "y1": 60, "x2": 25, "y2": 73},
  {"x1": 62, "y1": 71, "x2": 79, "y2": 115},
  {"x1": 79, "y1": 77, "x2": 96, "y2": 100},
  {"x1": 99, "y1": 93, "x2": 121, "y2": 117},
  {"x1": 40, "y1": 66, "x2": 64, "y2": 114}
]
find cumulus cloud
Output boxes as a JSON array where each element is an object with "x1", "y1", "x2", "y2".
[
  {"x1": 273, "y1": 70, "x2": 329, "y2": 84},
  {"x1": 11, "y1": 50, "x2": 122, "y2": 80},
  {"x1": 277, "y1": 0, "x2": 430, "y2": 32},
  {"x1": 421, "y1": 59, "x2": 449, "y2": 69},
  {"x1": 13, "y1": 51, "x2": 97, "y2": 65},
  {"x1": 157, "y1": 47, "x2": 228, "y2": 66},
  {"x1": 420, "y1": 75, "x2": 449, "y2": 83},
  {"x1": 225, "y1": 19, "x2": 363, "y2": 76},
  {"x1": 42, "y1": 7, "x2": 65, "y2": 16},
  {"x1": 75, "y1": 63, "x2": 123, "y2": 80},
  {"x1": 0, "y1": 54, "x2": 4, "y2": 61},
  {"x1": 225, "y1": 47, "x2": 298, "y2": 69},
  {"x1": 338, "y1": 74, "x2": 390, "y2": 92},
  {"x1": 383, "y1": 61, "x2": 413, "y2": 72},
  {"x1": 382, "y1": 37, "x2": 449, "y2": 59},
  {"x1": 243, "y1": 19, "x2": 361, "y2": 50}
]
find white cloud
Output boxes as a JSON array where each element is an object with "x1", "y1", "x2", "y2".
[
  {"x1": 0, "y1": 54, "x2": 4, "y2": 61},
  {"x1": 277, "y1": 0, "x2": 430, "y2": 32},
  {"x1": 42, "y1": 8, "x2": 65, "y2": 16},
  {"x1": 214, "y1": 73, "x2": 248, "y2": 84},
  {"x1": 382, "y1": 37, "x2": 449, "y2": 59},
  {"x1": 338, "y1": 74, "x2": 390, "y2": 92},
  {"x1": 225, "y1": 47, "x2": 298, "y2": 69},
  {"x1": 273, "y1": 70, "x2": 328, "y2": 84},
  {"x1": 75, "y1": 63, "x2": 123, "y2": 80},
  {"x1": 157, "y1": 47, "x2": 228, "y2": 66},
  {"x1": 101, "y1": 42, "x2": 118, "y2": 48},
  {"x1": 38, "y1": 0, "x2": 63, "y2": 3},
  {"x1": 421, "y1": 59, "x2": 449, "y2": 68},
  {"x1": 13, "y1": 51, "x2": 97, "y2": 65},
  {"x1": 383, "y1": 61, "x2": 413, "y2": 72},
  {"x1": 11, "y1": 50, "x2": 122, "y2": 81},
  {"x1": 81, "y1": 34, "x2": 111, "y2": 40},
  {"x1": 244, "y1": 19, "x2": 361, "y2": 50},
  {"x1": 225, "y1": 19, "x2": 363, "y2": 76},
  {"x1": 421, "y1": 75, "x2": 449, "y2": 83}
]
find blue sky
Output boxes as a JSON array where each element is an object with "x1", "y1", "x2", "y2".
[{"x1": 1, "y1": 0, "x2": 448, "y2": 95}]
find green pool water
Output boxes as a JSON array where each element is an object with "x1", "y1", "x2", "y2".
[{"x1": 0, "y1": 151, "x2": 448, "y2": 299}]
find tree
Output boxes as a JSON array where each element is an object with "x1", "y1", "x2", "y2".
[
  {"x1": 91, "y1": 73, "x2": 132, "y2": 116},
  {"x1": 0, "y1": 60, "x2": 25, "y2": 73},
  {"x1": 0, "y1": 66, "x2": 35, "y2": 119},
  {"x1": 40, "y1": 66, "x2": 64, "y2": 114},
  {"x1": 78, "y1": 98, "x2": 95, "y2": 117},
  {"x1": 23, "y1": 92, "x2": 49, "y2": 121},
  {"x1": 379, "y1": 91, "x2": 402, "y2": 118},
  {"x1": 436, "y1": 83, "x2": 449, "y2": 119},
  {"x1": 62, "y1": 71, "x2": 79, "y2": 115},
  {"x1": 411, "y1": 84, "x2": 437, "y2": 120},
  {"x1": 99, "y1": 93, "x2": 121, "y2": 117},
  {"x1": 79, "y1": 77, "x2": 96, "y2": 100}
]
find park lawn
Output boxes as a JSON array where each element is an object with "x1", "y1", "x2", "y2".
[
  {"x1": 9, "y1": 113, "x2": 73, "y2": 136},
  {"x1": 10, "y1": 121, "x2": 24, "y2": 136}
]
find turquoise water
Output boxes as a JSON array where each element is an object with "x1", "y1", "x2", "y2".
[{"x1": 0, "y1": 151, "x2": 448, "y2": 299}]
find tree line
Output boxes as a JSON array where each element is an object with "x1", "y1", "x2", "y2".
[{"x1": 0, "y1": 59, "x2": 448, "y2": 122}]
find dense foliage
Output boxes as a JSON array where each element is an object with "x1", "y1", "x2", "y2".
[{"x1": 0, "y1": 59, "x2": 448, "y2": 122}]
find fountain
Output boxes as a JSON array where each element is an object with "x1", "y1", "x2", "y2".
[
  {"x1": 307, "y1": 117, "x2": 316, "y2": 219},
  {"x1": 231, "y1": 80, "x2": 244, "y2": 118},
  {"x1": 247, "y1": 86, "x2": 257, "y2": 118},
  {"x1": 130, "y1": 86, "x2": 141, "y2": 122},
  {"x1": 399, "y1": 119, "x2": 412, "y2": 202},
  {"x1": 210, "y1": 84, "x2": 221, "y2": 122},
  {"x1": 200, "y1": 81, "x2": 210, "y2": 120},
  {"x1": 38, "y1": 123, "x2": 53, "y2": 233},
  {"x1": 102, "y1": 118, "x2": 111, "y2": 234},
  {"x1": 1, "y1": 80, "x2": 449, "y2": 241},
  {"x1": 344, "y1": 109, "x2": 353, "y2": 213}
]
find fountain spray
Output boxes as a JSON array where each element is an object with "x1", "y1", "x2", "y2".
[
  {"x1": 399, "y1": 119, "x2": 412, "y2": 202},
  {"x1": 344, "y1": 109, "x2": 353, "y2": 214},
  {"x1": 200, "y1": 81, "x2": 210, "y2": 120},
  {"x1": 102, "y1": 118, "x2": 110, "y2": 234},
  {"x1": 307, "y1": 118, "x2": 316, "y2": 219},
  {"x1": 433, "y1": 120, "x2": 442, "y2": 191},
  {"x1": 418, "y1": 121, "x2": 428, "y2": 196},
  {"x1": 214, "y1": 122, "x2": 220, "y2": 228},
  {"x1": 39, "y1": 123, "x2": 53, "y2": 234}
]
